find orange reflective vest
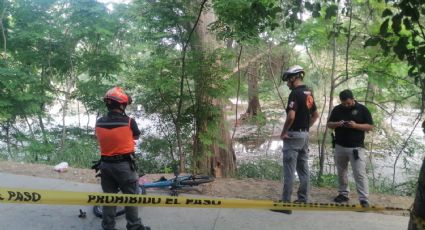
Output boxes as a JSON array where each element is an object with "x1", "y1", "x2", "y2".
[{"x1": 95, "y1": 118, "x2": 134, "y2": 156}]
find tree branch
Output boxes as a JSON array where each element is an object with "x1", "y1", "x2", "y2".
[
  {"x1": 222, "y1": 52, "x2": 266, "y2": 80},
  {"x1": 0, "y1": 2, "x2": 8, "y2": 62},
  {"x1": 232, "y1": 45, "x2": 243, "y2": 140}
]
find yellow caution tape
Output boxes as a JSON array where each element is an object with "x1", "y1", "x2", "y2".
[{"x1": 0, "y1": 187, "x2": 407, "y2": 212}]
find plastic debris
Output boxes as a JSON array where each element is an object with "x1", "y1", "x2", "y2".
[{"x1": 54, "y1": 162, "x2": 69, "y2": 172}]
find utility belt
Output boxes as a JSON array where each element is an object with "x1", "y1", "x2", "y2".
[
  {"x1": 288, "y1": 128, "x2": 308, "y2": 132},
  {"x1": 101, "y1": 153, "x2": 134, "y2": 163},
  {"x1": 93, "y1": 153, "x2": 138, "y2": 172}
]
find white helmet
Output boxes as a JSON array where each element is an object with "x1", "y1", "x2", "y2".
[{"x1": 282, "y1": 65, "x2": 305, "y2": 81}]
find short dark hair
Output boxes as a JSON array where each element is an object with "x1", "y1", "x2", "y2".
[
  {"x1": 105, "y1": 99, "x2": 125, "y2": 111},
  {"x1": 339, "y1": 89, "x2": 354, "y2": 101}
]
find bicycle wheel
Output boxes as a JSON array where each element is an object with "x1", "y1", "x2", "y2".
[
  {"x1": 93, "y1": 205, "x2": 126, "y2": 218},
  {"x1": 179, "y1": 175, "x2": 214, "y2": 186}
]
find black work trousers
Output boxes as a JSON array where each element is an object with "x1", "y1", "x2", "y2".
[{"x1": 99, "y1": 161, "x2": 144, "y2": 230}]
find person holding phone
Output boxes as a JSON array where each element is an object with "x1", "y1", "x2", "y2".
[{"x1": 327, "y1": 89, "x2": 374, "y2": 207}]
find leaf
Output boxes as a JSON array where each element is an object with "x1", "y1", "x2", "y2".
[
  {"x1": 325, "y1": 4, "x2": 338, "y2": 20},
  {"x1": 305, "y1": 2, "x2": 313, "y2": 11},
  {"x1": 312, "y1": 3, "x2": 321, "y2": 18},
  {"x1": 380, "y1": 18, "x2": 390, "y2": 37},
  {"x1": 408, "y1": 66, "x2": 416, "y2": 78},
  {"x1": 418, "y1": 46, "x2": 425, "y2": 56},
  {"x1": 393, "y1": 36, "x2": 409, "y2": 60},
  {"x1": 402, "y1": 4, "x2": 420, "y2": 22},
  {"x1": 364, "y1": 37, "x2": 380, "y2": 47},
  {"x1": 403, "y1": 18, "x2": 413, "y2": 30},
  {"x1": 382, "y1": 8, "x2": 393, "y2": 17},
  {"x1": 391, "y1": 14, "x2": 403, "y2": 35},
  {"x1": 379, "y1": 39, "x2": 390, "y2": 56}
]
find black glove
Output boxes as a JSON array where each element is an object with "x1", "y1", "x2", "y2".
[{"x1": 91, "y1": 160, "x2": 101, "y2": 173}]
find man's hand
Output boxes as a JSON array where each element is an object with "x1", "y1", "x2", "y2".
[
  {"x1": 345, "y1": 120, "x2": 355, "y2": 128},
  {"x1": 280, "y1": 132, "x2": 291, "y2": 140}
]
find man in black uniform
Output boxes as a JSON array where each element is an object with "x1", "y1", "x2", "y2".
[
  {"x1": 327, "y1": 89, "x2": 374, "y2": 207},
  {"x1": 273, "y1": 65, "x2": 319, "y2": 214},
  {"x1": 95, "y1": 86, "x2": 150, "y2": 230}
]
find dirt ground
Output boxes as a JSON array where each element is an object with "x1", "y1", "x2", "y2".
[{"x1": 0, "y1": 160, "x2": 413, "y2": 216}]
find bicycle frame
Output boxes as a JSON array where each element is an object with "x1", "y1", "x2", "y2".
[{"x1": 139, "y1": 175, "x2": 192, "y2": 190}]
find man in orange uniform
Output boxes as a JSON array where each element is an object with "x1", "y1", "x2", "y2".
[{"x1": 95, "y1": 86, "x2": 150, "y2": 230}]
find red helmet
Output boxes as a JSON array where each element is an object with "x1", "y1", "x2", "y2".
[{"x1": 103, "y1": 86, "x2": 132, "y2": 105}]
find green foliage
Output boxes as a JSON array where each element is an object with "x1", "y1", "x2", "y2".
[
  {"x1": 1, "y1": 0, "x2": 124, "y2": 125},
  {"x1": 137, "y1": 136, "x2": 180, "y2": 174},
  {"x1": 367, "y1": 0, "x2": 425, "y2": 82},
  {"x1": 311, "y1": 172, "x2": 338, "y2": 187},
  {"x1": 54, "y1": 136, "x2": 99, "y2": 168},
  {"x1": 371, "y1": 177, "x2": 418, "y2": 196},
  {"x1": 0, "y1": 68, "x2": 47, "y2": 122},
  {"x1": 246, "y1": 111, "x2": 267, "y2": 126},
  {"x1": 136, "y1": 155, "x2": 176, "y2": 175},
  {"x1": 73, "y1": 79, "x2": 115, "y2": 114},
  {"x1": 25, "y1": 140, "x2": 55, "y2": 162},
  {"x1": 0, "y1": 126, "x2": 98, "y2": 168},
  {"x1": 236, "y1": 158, "x2": 282, "y2": 180},
  {"x1": 212, "y1": 0, "x2": 281, "y2": 41}
]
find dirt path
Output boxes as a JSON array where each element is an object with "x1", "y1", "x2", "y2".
[{"x1": 0, "y1": 160, "x2": 413, "y2": 216}]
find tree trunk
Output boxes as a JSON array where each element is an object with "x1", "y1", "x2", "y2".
[
  {"x1": 4, "y1": 122, "x2": 11, "y2": 158},
  {"x1": 61, "y1": 58, "x2": 76, "y2": 149},
  {"x1": 23, "y1": 115, "x2": 35, "y2": 140},
  {"x1": 38, "y1": 105, "x2": 48, "y2": 145},
  {"x1": 212, "y1": 99, "x2": 236, "y2": 178},
  {"x1": 61, "y1": 87, "x2": 69, "y2": 149},
  {"x1": 318, "y1": 20, "x2": 338, "y2": 181},
  {"x1": 245, "y1": 60, "x2": 261, "y2": 117},
  {"x1": 408, "y1": 158, "x2": 425, "y2": 230},
  {"x1": 83, "y1": 103, "x2": 90, "y2": 135},
  {"x1": 77, "y1": 101, "x2": 81, "y2": 129},
  {"x1": 192, "y1": 0, "x2": 235, "y2": 177}
]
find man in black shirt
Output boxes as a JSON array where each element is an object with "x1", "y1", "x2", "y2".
[
  {"x1": 273, "y1": 65, "x2": 319, "y2": 214},
  {"x1": 327, "y1": 89, "x2": 374, "y2": 207}
]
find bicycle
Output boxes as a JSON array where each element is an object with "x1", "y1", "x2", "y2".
[{"x1": 93, "y1": 172, "x2": 214, "y2": 218}]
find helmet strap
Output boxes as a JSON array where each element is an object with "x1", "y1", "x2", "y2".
[
  {"x1": 120, "y1": 104, "x2": 127, "y2": 111},
  {"x1": 288, "y1": 75, "x2": 300, "y2": 89}
]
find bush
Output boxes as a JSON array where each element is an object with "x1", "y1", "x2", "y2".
[
  {"x1": 135, "y1": 154, "x2": 176, "y2": 175},
  {"x1": 236, "y1": 158, "x2": 282, "y2": 180},
  {"x1": 311, "y1": 172, "x2": 339, "y2": 187},
  {"x1": 54, "y1": 137, "x2": 99, "y2": 168}
]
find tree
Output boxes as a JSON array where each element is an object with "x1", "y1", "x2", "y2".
[
  {"x1": 365, "y1": 0, "x2": 425, "y2": 228},
  {"x1": 0, "y1": 0, "x2": 54, "y2": 157},
  {"x1": 245, "y1": 57, "x2": 261, "y2": 117},
  {"x1": 0, "y1": 0, "x2": 124, "y2": 161}
]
